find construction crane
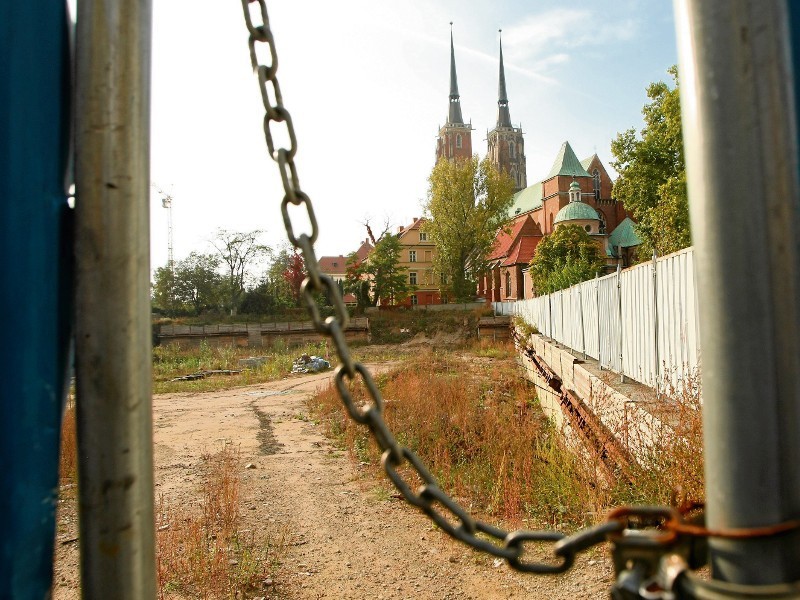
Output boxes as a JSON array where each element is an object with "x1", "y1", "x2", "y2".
[{"x1": 152, "y1": 183, "x2": 175, "y2": 274}]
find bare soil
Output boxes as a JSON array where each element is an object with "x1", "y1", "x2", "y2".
[{"x1": 53, "y1": 364, "x2": 614, "y2": 599}]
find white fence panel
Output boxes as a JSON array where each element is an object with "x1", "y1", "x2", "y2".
[{"x1": 511, "y1": 248, "x2": 700, "y2": 391}]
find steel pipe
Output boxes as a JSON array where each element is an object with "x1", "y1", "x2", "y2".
[
  {"x1": 675, "y1": 0, "x2": 800, "y2": 584},
  {"x1": 74, "y1": 0, "x2": 156, "y2": 597}
]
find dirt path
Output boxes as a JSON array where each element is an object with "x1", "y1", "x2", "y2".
[{"x1": 55, "y1": 366, "x2": 615, "y2": 598}]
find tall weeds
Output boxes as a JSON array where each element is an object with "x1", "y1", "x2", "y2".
[
  {"x1": 156, "y1": 446, "x2": 284, "y2": 599},
  {"x1": 309, "y1": 347, "x2": 705, "y2": 530}
]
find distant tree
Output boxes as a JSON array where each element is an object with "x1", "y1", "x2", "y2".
[
  {"x1": 529, "y1": 225, "x2": 606, "y2": 295},
  {"x1": 172, "y1": 252, "x2": 222, "y2": 314},
  {"x1": 611, "y1": 66, "x2": 689, "y2": 258},
  {"x1": 152, "y1": 265, "x2": 178, "y2": 314},
  {"x1": 282, "y1": 251, "x2": 305, "y2": 306},
  {"x1": 210, "y1": 229, "x2": 270, "y2": 315},
  {"x1": 345, "y1": 233, "x2": 408, "y2": 306},
  {"x1": 344, "y1": 253, "x2": 371, "y2": 309},
  {"x1": 424, "y1": 156, "x2": 515, "y2": 301}
]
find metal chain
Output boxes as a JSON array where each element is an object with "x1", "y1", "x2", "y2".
[{"x1": 238, "y1": 0, "x2": 742, "y2": 579}]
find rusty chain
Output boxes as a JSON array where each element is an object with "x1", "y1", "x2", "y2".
[{"x1": 238, "y1": 0, "x2": 800, "y2": 587}]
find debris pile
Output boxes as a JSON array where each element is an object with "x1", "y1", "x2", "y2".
[{"x1": 291, "y1": 354, "x2": 330, "y2": 374}]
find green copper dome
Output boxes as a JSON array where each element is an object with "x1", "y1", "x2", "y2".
[
  {"x1": 554, "y1": 201, "x2": 599, "y2": 224},
  {"x1": 569, "y1": 180, "x2": 581, "y2": 191}
]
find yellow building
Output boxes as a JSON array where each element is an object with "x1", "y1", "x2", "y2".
[{"x1": 395, "y1": 218, "x2": 445, "y2": 306}]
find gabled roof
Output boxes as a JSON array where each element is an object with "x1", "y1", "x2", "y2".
[
  {"x1": 397, "y1": 217, "x2": 426, "y2": 241},
  {"x1": 502, "y1": 236, "x2": 541, "y2": 267},
  {"x1": 489, "y1": 215, "x2": 540, "y2": 260},
  {"x1": 580, "y1": 154, "x2": 599, "y2": 171},
  {"x1": 354, "y1": 239, "x2": 373, "y2": 261},
  {"x1": 608, "y1": 217, "x2": 642, "y2": 250},
  {"x1": 546, "y1": 141, "x2": 592, "y2": 179},
  {"x1": 318, "y1": 255, "x2": 348, "y2": 274},
  {"x1": 507, "y1": 182, "x2": 543, "y2": 218}
]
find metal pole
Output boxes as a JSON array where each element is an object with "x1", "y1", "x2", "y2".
[
  {"x1": 75, "y1": 1, "x2": 156, "y2": 597},
  {"x1": 676, "y1": 0, "x2": 800, "y2": 584}
]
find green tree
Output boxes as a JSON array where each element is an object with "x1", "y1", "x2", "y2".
[
  {"x1": 345, "y1": 234, "x2": 408, "y2": 306},
  {"x1": 211, "y1": 229, "x2": 270, "y2": 315},
  {"x1": 152, "y1": 264, "x2": 178, "y2": 314},
  {"x1": 529, "y1": 225, "x2": 606, "y2": 295},
  {"x1": 423, "y1": 156, "x2": 515, "y2": 301},
  {"x1": 611, "y1": 65, "x2": 689, "y2": 258},
  {"x1": 172, "y1": 252, "x2": 222, "y2": 314}
]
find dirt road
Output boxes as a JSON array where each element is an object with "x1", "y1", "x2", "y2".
[{"x1": 55, "y1": 366, "x2": 614, "y2": 598}]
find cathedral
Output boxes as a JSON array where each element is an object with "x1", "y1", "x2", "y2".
[{"x1": 436, "y1": 29, "x2": 640, "y2": 301}]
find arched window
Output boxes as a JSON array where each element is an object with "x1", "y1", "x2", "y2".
[
  {"x1": 456, "y1": 134, "x2": 462, "y2": 149},
  {"x1": 593, "y1": 169, "x2": 601, "y2": 200},
  {"x1": 509, "y1": 141, "x2": 515, "y2": 158},
  {"x1": 505, "y1": 271, "x2": 512, "y2": 297}
]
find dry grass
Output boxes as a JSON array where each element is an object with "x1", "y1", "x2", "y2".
[
  {"x1": 309, "y1": 347, "x2": 606, "y2": 528},
  {"x1": 308, "y1": 345, "x2": 705, "y2": 531},
  {"x1": 156, "y1": 446, "x2": 286, "y2": 599},
  {"x1": 153, "y1": 340, "x2": 333, "y2": 394}
]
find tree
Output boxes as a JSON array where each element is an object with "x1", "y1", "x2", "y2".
[
  {"x1": 211, "y1": 229, "x2": 270, "y2": 315},
  {"x1": 172, "y1": 252, "x2": 222, "y2": 314},
  {"x1": 423, "y1": 156, "x2": 515, "y2": 301},
  {"x1": 152, "y1": 265, "x2": 178, "y2": 314},
  {"x1": 611, "y1": 66, "x2": 689, "y2": 258},
  {"x1": 529, "y1": 225, "x2": 606, "y2": 295},
  {"x1": 282, "y1": 251, "x2": 305, "y2": 306},
  {"x1": 345, "y1": 233, "x2": 408, "y2": 306}
]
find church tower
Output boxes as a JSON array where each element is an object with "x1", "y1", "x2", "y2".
[
  {"x1": 487, "y1": 32, "x2": 527, "y2": 191},
  {"x1": 436, "y1": 25, "x2": 473, "y2": 163}
]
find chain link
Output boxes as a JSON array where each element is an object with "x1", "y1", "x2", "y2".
[{"x1": 239, "y1": 0, "x2": 673, "y2": 576}]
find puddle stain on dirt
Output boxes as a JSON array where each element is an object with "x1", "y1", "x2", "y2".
[{"x1": 251, "y1": 402, "x2": 283, "y2": 455}]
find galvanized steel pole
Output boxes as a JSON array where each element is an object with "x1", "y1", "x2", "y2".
[
  {"x1": 676, "y1": 0, "x2": 800, "y2": 584},
  {"x1": 74, "y1": 0, "x2": 156, "y2": 597}
]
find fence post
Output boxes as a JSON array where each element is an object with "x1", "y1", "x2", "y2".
[
  {"x1": 74, "y1": 0, "x2": 157, "y2": 597},
  {"x1": 677, "y1": 0, "x2": 800, "y2": 584},
  {"x1": 653, "y1": 249, "x2": 660, "y2": 396},
  {"x1": 596, "y1": 273, "x2": 602, "y2": 370},
  {"x1": 579, "y1": 286, "x2": 586, "y2": 360},
  {"x1": 548, "y1": 294, "x2": 553, "y2": 338},
  {"x1": 617, "y1": 263, "x2": 624, "y2": 383}
]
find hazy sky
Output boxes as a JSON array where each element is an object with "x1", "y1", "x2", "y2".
[{"x1": 148, "y1": 0, "x2": 678, "y2": 271}]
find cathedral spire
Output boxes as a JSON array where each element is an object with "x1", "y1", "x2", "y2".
[
  {"x1": 447, "y1": 23, "x2": 464, "y2": 125},
  {"x1": 497, "y1": 30, "x2": 512, "y2": 128}
]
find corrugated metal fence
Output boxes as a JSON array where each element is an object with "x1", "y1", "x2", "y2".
[{"x1": 512, "y1": 247, "x2": 700, "y2": 389}]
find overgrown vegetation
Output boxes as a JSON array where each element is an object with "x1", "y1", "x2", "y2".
[
  {"x1": 308, "y1": 347, "x2": 704, "y2": 530},
  {"x1": 367, "y1": 307, "x2": 492, "y2": 345},
  {"x1": 529, "y1": 224, "x2": 606, "y2": 294},
  {"x1": 156, "y1": 446, "x2": 286, "y2": 599},
  {"x1": 152, "y1": 340, "x2": 332, "y2": 394}
]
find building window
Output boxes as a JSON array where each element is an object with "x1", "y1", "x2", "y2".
[
  {"x1": 585, "y1": 224, "x2": 592, "y2": 233},
  {"x1": 419, "y1": 232, "x2": 427, "y2": 242},
  {"x1": 411, "y1": 294, "x2": 418, "y2": 305},
  {"x1": 456, "y1": 134, "x2": 462, "y2": 149},
  {"x1": 409, "y1": 272, "x2": 417, "y2": 285},
  {"x1": 409, "y1": 250, "x2": 417, "y2": 262},
  {"x1": 505, "y1": 271, "x2": 511, "y2": 297},
  {"x1": 597, "y1": 210, "x2": 607, "y2": 234},
  {"x1": 509, "y1": 141, "x2": 515, "y2": 158},
  {"x1": 440, "y1": 272, "x2": 447, "y2": 284},
  {"x1": 593, "y1": 169, "x2": 601, "y2": 200}
]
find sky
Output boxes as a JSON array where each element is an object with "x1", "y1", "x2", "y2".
[{"x1": 148, "y1": 0, "x2": 678, "y2": 272}]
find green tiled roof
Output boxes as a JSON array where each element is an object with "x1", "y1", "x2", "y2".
[
  {"x1": 547, "y1": 141, "x2": 592, "y2": 179},
  {"x1": 608, "y1": 217, "x2": 642, "y2": 249},
  {"x1": 554, "y1": 201, "x2": 599, "y2": 223},
  {"x1": 507, "y1": 182, "x2": 543, "y2": 217}
]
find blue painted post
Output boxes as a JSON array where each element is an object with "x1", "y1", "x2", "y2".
[{"x1": 0, "y1": 3, "x2": 73, "y2": 599}]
